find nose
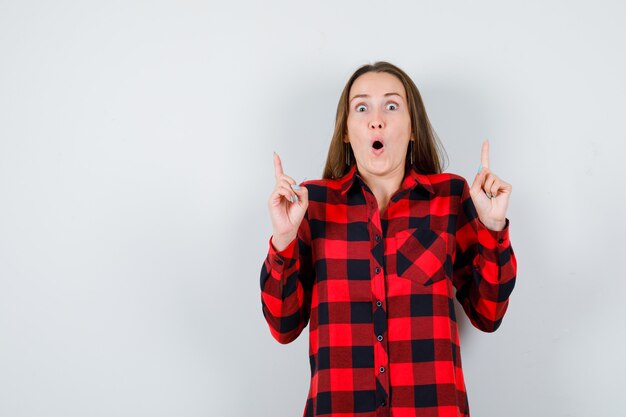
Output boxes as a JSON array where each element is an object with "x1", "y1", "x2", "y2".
[{"x1": 369, "y1": 110, "x2": 384, "y2": 130}]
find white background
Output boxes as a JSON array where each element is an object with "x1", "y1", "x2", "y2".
[{"x1": 1, "y1": 1, "x2": 624, "y2": 416}]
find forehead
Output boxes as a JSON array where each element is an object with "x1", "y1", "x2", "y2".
[{"x1": 349, "y1": 71, "x2": 406, "y2": 99}]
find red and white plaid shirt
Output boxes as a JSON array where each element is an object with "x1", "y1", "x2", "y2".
[{"x1": 260, "y1": 163, "x2": 517, "y2": 417}]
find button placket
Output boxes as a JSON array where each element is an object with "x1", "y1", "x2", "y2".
[{"x1": 364, "y1": 188, "x2": 389, "y2": 412}]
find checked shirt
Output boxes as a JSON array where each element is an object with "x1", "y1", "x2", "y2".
[{"x1": 260, "y1": 163, "x2": 517, "y2": 417}]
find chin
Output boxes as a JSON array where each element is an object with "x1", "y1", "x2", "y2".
[{"x1": 361, "y1": 162, "x2": 393, "y2": 176}]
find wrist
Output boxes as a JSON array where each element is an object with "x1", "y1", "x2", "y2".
[
  {"x1": 271, "y1": 233, "x2": 297, "y2": 252},
  {"x1": 487, "y1": 220, "x2": 506, "y2": 231},
  {"x1": 480, "y1": 218, "x2": 506, "y2": 232}
]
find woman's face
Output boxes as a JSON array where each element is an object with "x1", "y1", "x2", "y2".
[{"x1": 346, "y1": 71, "x2": 412, "y2": 179}]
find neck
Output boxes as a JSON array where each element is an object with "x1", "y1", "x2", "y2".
[{"x1": 357, "y1": 163, "x2": 407, "y2": 212}]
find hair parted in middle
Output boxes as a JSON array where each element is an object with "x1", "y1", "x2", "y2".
[{"x1": 322, "y1": 61, "x2": 448, "y2": 180}]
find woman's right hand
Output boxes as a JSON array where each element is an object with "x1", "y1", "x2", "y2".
[{"x1": 268, "y1": 152, "x2": 309, "y2": 251}]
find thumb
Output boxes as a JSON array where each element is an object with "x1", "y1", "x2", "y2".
[{"x1": 291, "y1": 183, "x2": 309, "y2": 205}]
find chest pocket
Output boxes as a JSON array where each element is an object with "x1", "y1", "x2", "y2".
[{"x1": 393, "y1": 227, "x2": 453, "y2": 286}]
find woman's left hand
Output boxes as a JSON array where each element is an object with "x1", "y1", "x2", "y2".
[{"x1": 469, "y1": 139, "x2": 513, "y2": 231}]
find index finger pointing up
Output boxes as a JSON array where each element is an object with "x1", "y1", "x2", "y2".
[
  {"x1": 273, "y1": 152, "x2": 284, "y2": 179},
  {"x1": 481, "y1": 139, "x2": 490, "y2": 170}
]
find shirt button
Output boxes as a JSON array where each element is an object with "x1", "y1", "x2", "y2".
[
  {"x1": 379, "y1": 366, "x2": 385, "y2": 373},
  {"x1": 375, "y1": 234, "x2": 381, "y2": 242},
  {"x1": 377, "y1": 335, "x2": 383, "y2": 342},
  {"x1": 376, "y1": 300, "x2": 382, "y2": 307},
  {"x1": 498, "y1": 238, "x2": 504, "y2": 244},
  {"x1": 275, "y1": 258, "x2": 283, "y2": 265},
  {"x1": 381, "y1": 400, "x2": 386, "y2": 406},
  {"x1": 375, "y1": 267, "x2": 381, "y2": 274}
]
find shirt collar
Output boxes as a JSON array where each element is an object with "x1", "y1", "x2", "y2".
[{"x1": 339, "y1": 164, "x2": 435, "y2": 195}]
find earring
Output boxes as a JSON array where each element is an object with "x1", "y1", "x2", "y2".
[
  {"x1": 409, "y1": 140, "x2": 414, "y2": 165},
  {"x1": 345, "y1": 142, "x2": 350, "y2": 166}
]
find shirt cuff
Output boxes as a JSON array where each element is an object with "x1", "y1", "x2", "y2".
[
  {"x1": 476, "y1": 217, "x2": 511, "y2": 250},
  {"x1": 268, "y1": 235, "x2": 298, "y2": 271}
]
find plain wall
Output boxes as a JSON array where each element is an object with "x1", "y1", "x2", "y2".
[{"x1": 1, "y1": 1, "x2": 624, "y2": 416}]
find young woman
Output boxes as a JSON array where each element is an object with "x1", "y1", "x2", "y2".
[{"x1": 260, "y1": 61, "x2": 517, "y2": 417}]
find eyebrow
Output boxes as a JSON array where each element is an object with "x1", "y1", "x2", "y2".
[{"x1": 349, "y1": 92, "x2": 403, "y2": 103}]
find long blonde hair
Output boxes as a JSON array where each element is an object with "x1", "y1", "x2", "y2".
[{"x1": 323, "y1": 61, "x2": 448, "y2": 179}]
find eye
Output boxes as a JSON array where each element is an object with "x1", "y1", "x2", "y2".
[
  {"x1": 386, "y1": 102, "x2": 399, "y2": 111},
  {"x1": 356, "y1": 104, "x2": 367, "y2": 112}
]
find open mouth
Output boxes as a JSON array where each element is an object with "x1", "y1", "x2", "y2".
[{"x1": 372, "y1": 140, "x2": 384, "y2": 150}]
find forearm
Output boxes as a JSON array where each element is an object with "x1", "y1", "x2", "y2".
[
  {"x1": 260, "y1": 236, "x2": 312, "y2": 344},
  {"x1": 454, "y1": 218, "x2": 517, "y2": 332}
]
